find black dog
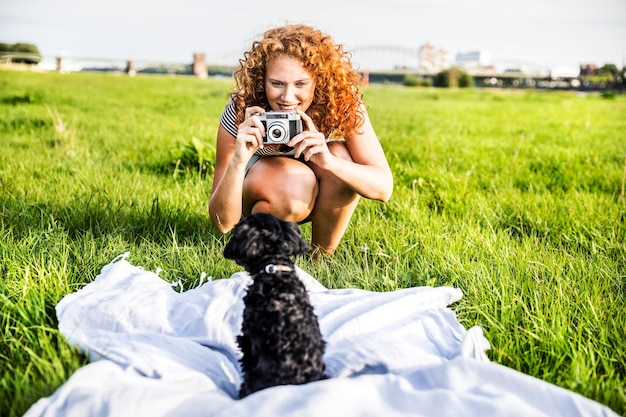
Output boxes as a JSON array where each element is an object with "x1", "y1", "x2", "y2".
[{"x1": 224, "y1": 213, "x2": 327, "y2": 398}]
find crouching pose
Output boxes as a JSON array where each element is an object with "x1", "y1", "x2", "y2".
[{"x1": 208, "y1": 24, "x2": 393, "y2": 256}]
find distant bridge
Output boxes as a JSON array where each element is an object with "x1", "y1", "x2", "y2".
[
  {"x1": 349, "y1": 45, "x2": 546, "y2": 74},
  {"x1": 0, "y1": 52, "x2": 42, "y2": 62},
  {"x1": 349, "y1": 45, "x2": 420, "y2": 71},
  {"x1": 187, "y1": 45, "x2": 424, "y2": 71},
  {"x1": 2, "y1": 46, "x2": 549, "y2": 75}
]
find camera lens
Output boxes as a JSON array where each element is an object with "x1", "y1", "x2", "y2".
[{"x1": 267, "y1": 124, "x2": 286, "y2": 142}]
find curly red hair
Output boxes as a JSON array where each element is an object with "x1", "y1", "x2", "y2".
[{"x1": 231, "y1": 24, "x2": 365, "y2": 139}]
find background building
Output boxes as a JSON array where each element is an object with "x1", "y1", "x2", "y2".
[
  {"x1": 455, "y1": 50, "x2": 495, "y2": 74},
  {"x1": 418, "y1": 43, "x2": 448, "y2": 74}
]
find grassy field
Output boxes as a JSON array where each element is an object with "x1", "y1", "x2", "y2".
[{"x1": 1, "y1": 69, "x2": 625, "y2": 416}]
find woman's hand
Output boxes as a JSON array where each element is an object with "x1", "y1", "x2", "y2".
[
  {"x1": 289, "y1": 110, "x2": 333, "y2": 167},
  {"x1": 234, "y1": 106, "x2": 266, "y2": 163}
]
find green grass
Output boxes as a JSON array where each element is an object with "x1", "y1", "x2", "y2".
[{"x1": 1, "y1": 69, "x2": 625, "y2": 416}]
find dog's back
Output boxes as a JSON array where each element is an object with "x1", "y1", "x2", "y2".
[
  {"x1": 223, "y1": 213, "x2": 327, "y2": 398},
  {"x1": 237, "y1": 267, "x2": 327, "y2": 397}
]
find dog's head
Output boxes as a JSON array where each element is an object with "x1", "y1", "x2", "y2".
[{"x1": 223, "y1": 213, "x2": 310, "y2": 271}]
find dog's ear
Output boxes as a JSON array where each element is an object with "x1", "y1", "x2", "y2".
[{"x1": 223, "y1": 218, "x2": 260, "y2": 268}]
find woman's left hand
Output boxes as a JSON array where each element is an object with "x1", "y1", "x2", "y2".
[{"x1": 289, "y1": 110, "x2": 333, "y2": 167}]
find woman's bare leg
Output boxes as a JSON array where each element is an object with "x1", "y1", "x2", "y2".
[
  {"x1": 242, "y1": 144, "x2": 359, "y2": 255},
  {"x1": 243, "y1": 157, "x2": 318, "y2": 223},
  {"x1": 308, "y1": 141, "x2": 360, "y2": 255}
]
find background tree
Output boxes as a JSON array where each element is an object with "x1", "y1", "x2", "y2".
[
  {"x1": 0, "y1": 42, "x2": 42, "y2": 65},
  {"x1": 579, "y1": 63, "x2": 623, "y2": 91},
  {"x1": 402, "y1": 74, "x2": 433, "y2": 87},
  {"x1": 433, "y1": 67, "x2": 473, "y2": 88},
  {"x1": 595, "y1": 64, "x2": 621, "y2": 84}
]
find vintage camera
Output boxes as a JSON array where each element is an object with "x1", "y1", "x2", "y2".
[{"x1": 256, "y1": 111, "x2": 303, "y2": 144}]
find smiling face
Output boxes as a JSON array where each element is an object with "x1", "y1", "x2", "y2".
[{"x1": 264, "y1": 55, "x2": 316, "y2": 113}]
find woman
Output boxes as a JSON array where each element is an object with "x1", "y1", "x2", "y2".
[{"x1": 209, "y1": 24, "x2": 393, "y2": 255}]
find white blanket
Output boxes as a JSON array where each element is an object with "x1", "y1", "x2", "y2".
[{"x1": 25, "y1": 254, "x2": 617, "y2": 417}]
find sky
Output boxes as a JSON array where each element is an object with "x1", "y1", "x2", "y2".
[{"x1": 1, "y1": 0, "x2": 625, "y2": 72}]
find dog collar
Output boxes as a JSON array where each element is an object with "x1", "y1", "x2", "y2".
[{"x1": 262, "y1": 263, "x2": 294, "y2": 274}]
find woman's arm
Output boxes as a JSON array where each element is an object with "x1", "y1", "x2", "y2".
[
  {"x1": 291, "y1": 107, "x2": 393, "y2": 202},
  {"x1": 209, "y1": 107, "x2": 266, "y2": 233},
  {"x1": 208, "y1": 125, "x2": 246, "y2": 233}
]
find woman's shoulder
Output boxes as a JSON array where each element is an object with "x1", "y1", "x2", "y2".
[{"x1": 219, "y1": 97, "x2": 238, "y2": 137}]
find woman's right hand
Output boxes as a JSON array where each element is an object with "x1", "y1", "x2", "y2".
[{"x1": 234, "y1": 106, "x2": 266, "y2": 163}]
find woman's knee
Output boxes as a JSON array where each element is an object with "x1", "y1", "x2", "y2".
[
  {"x1": 315, "y1": 141, "x2": 353, "y2": 186},
  {"x1": 243, "y1": 158, "x2": 318, "y2": 221},
  {"x1": 315, "y1": 141, "x2": 357, "y2": 197},
  {"x1": 327, "y1": 140, "x2": 353, "y2": 161}
]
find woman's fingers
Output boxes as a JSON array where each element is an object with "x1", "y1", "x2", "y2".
[
  {"x1": 296, "y1": 110, "x2": 319, "y2": 133},
  {"x1": 301, "y1": 143, "x2": 329, "y2": 162},
  {"x1": 237, "y1": 125, "x2": 263, "y2": 148},
  {"x1": 245, "y1": 106, "x2": 266, "y2": 120},
  {"x1": 292, "y1": 133, "x2": 330, "y2": 161},
  {"x1": 236, "y1": 106, "x2": 269, "y2": 151}
]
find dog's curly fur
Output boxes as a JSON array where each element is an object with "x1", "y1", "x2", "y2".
[{"x1": 224, "y1": 213, "x2": 328, "y2": 398}]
